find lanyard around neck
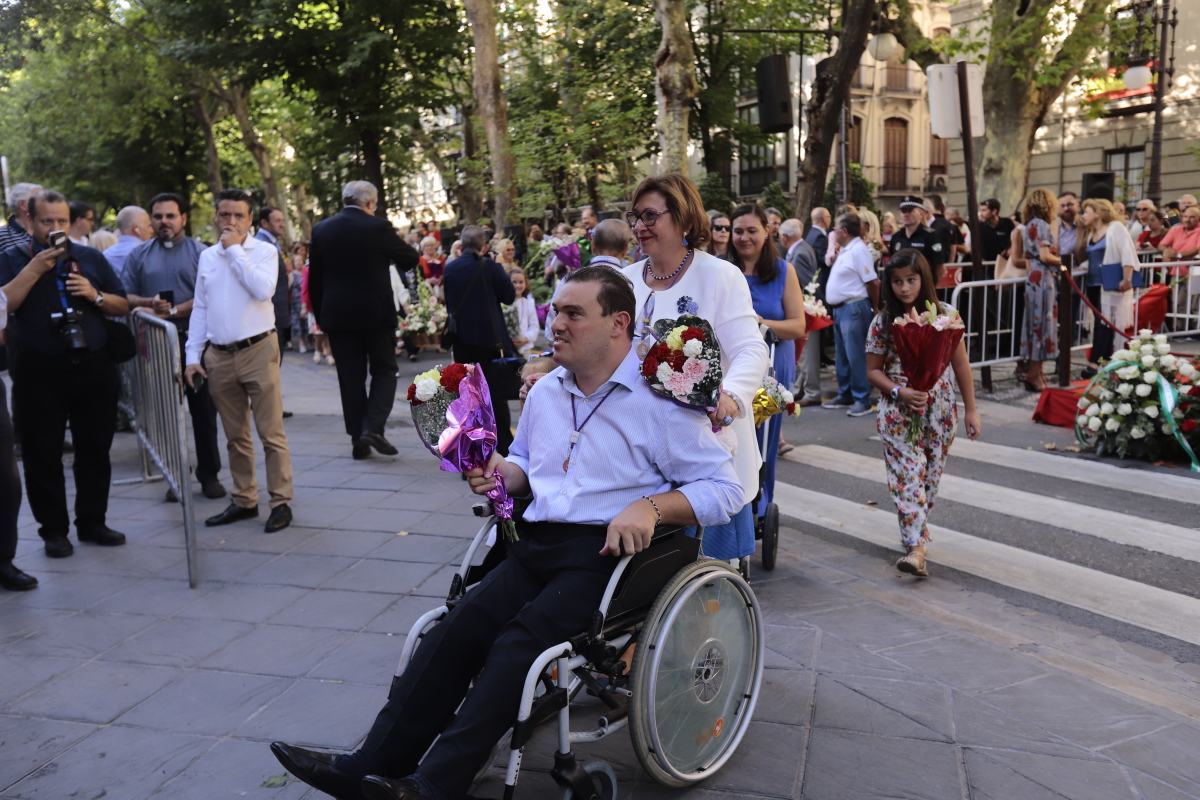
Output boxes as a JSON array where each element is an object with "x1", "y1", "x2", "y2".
[{"x1": 563, "y1": 384, "x2": 619, "y2": 472}]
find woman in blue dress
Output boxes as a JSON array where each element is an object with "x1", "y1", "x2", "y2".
[{"x1": 704, "y1": 204, "x2": 807, "y2": 571}]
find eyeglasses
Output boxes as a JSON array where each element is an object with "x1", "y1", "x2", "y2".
[
  {"x1": 625, "y1": 208, "x2": 667, "y2": 228},
  {"x1": 711, "y1": 224, "x2": 730, "y2": 232}
]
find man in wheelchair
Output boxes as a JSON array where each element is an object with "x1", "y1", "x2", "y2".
[{"x1": 271, "y1": 266, "x2": 743, "y2": 800}]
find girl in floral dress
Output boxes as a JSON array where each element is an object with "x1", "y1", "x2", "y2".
[{"x1": 866, "y1": 249, "x2": 982, "y2": 577}]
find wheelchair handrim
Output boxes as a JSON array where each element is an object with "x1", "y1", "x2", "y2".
[{"x1": 643, "y1": 565, "x2": 764, "y2": 782}]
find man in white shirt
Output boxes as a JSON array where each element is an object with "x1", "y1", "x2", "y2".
[
  {"x1": 185, "y1": 190, "x2": 294, "y2": 533},
  {"x1": 822, "y1": 212, "x2": 880, "y2": 417}
]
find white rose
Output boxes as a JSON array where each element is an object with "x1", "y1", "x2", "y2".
[
  {"x1": 1117, "y1": 403, "x2": 1132, "y2": 416},
  {"x1": 1153, "y1": 333, "x2": 1168, "y2": 344},
  {"x1": 1135, "y1": 383, "x2": 1152, "y2": 397},
  {"x1": 1088, "y1": 416, "x2": 1102, "y2": 431},
  {"x1": 1130, "y1": 427, "x2": 1147, "y2": 439},
  {"x1": 1140, "y1": 344, "x2": 1155, "y2": 355},
  {"x1": 1100, "y1": 402, "x2": 1115, "y2": 416},
  {"x1": 1116, "y1": 383, "x2": 1134, "y2": 397},
  {"x1": 1162, "y1": 423, "x2": 1173, "y2": 435},
  {"x1": 656, "y1": 363, "x2": 674, "y2": 383},
  {"x1": 414, "y1": 378, "x2": 439, "y2": 402},
  {"x1": 1100, "y1": 390, "x2": 1114, "y2": 402},
  {"x1": 1143, "y1": 404, "x2": 1159, "y2": 419},
  {"x1": 1142, "y1": 370, "x2": 1160, "y2": 384},
  {"x1": 1078, "y1": 396, "x2": 1092, "y2": 409},
  {"x1": 682, "y1": 338, "x2": 704, "y2": 358},
  {"x1": 1141, "y1": 355, "x2": 1157, "y2": 368},
  {"x1": 1116, "y1": 366, "x2": 1140, "y2": 381},
  {"x1": 1156, "y1": 342, "x2": 1171, "y2": 355},
  {"x1": 1180, "y1": 361, "x2": 1196, "y2": 377},
  {"x1": 1076, "y1": 415, "x2": 1089, "y2": 427},
  {"x1": 1140, "y1": 328, "x2": 1154, "y2": 338},
  {"x1": 1112, "y1": 349, "x2": 1135, "y2": 361},
  {"x1": 1104, "y1": 417, "x2": 1120, "y2": 432},
  {"x1": 1086, "y1": 404, "x2": 1101, "y2": 417},
  {"x1": 1160, "y1": 354, "x2": 1177, "y2": 370}
]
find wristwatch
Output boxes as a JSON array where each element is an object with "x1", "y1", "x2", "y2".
[
  {"x1": 93, "y1": 292, "x2": 105, "y2": 308},
  {"x1": 169, "y1": 306, "x2": 178, "y2": 317},
  {"x1": 890, "y1": 385, "x2": 901, "y2": 401}
]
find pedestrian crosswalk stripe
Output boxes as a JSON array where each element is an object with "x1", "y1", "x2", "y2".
[
  {"x1": 773, "y1": 481, "x2": 1200, "y2": 647},
  {"x1": 950, "y1": 439, "x2": 1200, "y2": 506},
  {"x1": 784, "y1": 445, "x2": 1200, "y2": 563}
]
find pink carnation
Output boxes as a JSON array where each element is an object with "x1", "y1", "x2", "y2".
[
  {"x1": 683, "y1": 357, "x2": 707, "y2": 379},
  {"x1": 665, "y1": 372, "x2": 696, "y2": 397}
]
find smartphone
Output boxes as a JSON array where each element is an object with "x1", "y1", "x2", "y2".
[
  {"x1": 190, "y1": 373, "x2": 205, "y2": 392},
  {"x1": 47, "y1": 230, "x2": 70, "y2": 253},
  {"x1": 159, "y1": 290, "x2": 175, "y2": 305}
]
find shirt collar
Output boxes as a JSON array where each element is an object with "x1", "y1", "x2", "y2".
[
  {"x1": 257, "y1": 228, "x2": 277, "y2": 244},
  {"x1": 589, "y1": 254, "x2": 624, "y2": 269},
  {"x1": 557, "y1": 342, "x2": 641, "y2": 399}
]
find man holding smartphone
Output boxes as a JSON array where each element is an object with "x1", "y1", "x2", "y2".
[{"x1": 123, "y1": 193, "x2": 225, "y2": 500}]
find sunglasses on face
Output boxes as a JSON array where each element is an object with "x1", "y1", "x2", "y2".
[{"x1": 711, "y1": 224, "x2": 730, "y2": 232}]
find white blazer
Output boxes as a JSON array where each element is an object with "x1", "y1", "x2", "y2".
[{"x1": 621, "y1": 250, "x2": 770, "y2": 504}]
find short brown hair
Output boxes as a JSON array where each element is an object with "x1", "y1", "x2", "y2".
[
  {"x1": 631, "y1": 174, "x2": 710, "y2": 248},
  {"x1": 1021, "y1": 188, "x2": 1058, "y2": 223},
  {"x1": 562, "y1": 264, "x2": 636, "y2": 338}
]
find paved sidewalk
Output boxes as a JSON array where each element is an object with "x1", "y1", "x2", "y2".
[{"x1": 1, "y1": 361, "x2": 1197, "y2": 798}]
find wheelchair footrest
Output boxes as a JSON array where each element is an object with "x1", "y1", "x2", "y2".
[{"x1": 511, "y1": 687, "x2": 569, "y2": 749}]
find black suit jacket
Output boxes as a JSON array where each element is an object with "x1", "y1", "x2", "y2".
[
  {"x1": 442, "y1": 251, "x2": 516, "y2": 349},
  {"x1": 308, "y1": 207, "x2": 419, "y2": 332},
  {"x1": 805, "y1": 226, "x2": 831, "y2": 297}
]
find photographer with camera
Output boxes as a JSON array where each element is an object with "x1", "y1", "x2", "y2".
[{"x1": 0, "y1": 190, "x2": 130, "y2": 559}]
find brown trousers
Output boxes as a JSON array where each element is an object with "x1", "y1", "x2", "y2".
[{"x1": 204, "y1": 334, "x2": 294, "y2": 509}]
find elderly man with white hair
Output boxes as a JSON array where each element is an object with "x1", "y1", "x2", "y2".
[
  {"x1": 103, "y1": 206, "x2": 154, "y2": 277},
  {"x1": 0, "y1": 182, "x2": 43, "y2": 253}
]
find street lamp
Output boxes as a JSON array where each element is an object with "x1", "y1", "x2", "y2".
[{"x1": 1120, "y1": 0, "x2": 1177, "y2": 206}]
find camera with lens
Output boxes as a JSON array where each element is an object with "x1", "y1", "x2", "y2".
[{"x1": 51, "y1": 307, "x2": 89, "y2": 351}]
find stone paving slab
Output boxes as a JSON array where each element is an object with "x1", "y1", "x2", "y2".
[{"x1": 1, "y1": 360, "x2": 1198, "y2": 798}]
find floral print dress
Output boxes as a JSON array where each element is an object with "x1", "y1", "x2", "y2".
[
  {"x1": 1021, "y1": 217, "x2": 1059, "y2": 361},
  {"x1": 865, "y1": 311, "x2": 958, "y2": 548}
]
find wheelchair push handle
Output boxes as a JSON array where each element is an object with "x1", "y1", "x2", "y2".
[{"x1": 472, "y1": 502, "x2": 494, "y2": 518}]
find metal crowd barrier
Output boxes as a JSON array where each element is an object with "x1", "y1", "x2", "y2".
[
  {"x1": 949, "y1": 259, "x2": 1200, "y2": 372},
  {"x1": 116, "y1": 310, "x2": 199, "y2": 587}
]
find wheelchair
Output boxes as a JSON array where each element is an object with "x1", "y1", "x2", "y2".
[{"x1": 396, "y1": 504, "x2": 765, "y2": 800}]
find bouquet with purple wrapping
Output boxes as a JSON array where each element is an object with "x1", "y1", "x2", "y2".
[{"x1": 408, "y1": 363, "x2": 517, "y2": 541}]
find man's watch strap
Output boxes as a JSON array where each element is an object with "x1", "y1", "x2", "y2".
[{"x1": 93, "y1": 292, "x2": 105, "y2": 307}]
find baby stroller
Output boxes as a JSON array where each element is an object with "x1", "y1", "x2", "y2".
[{"x1": 752, "y1": 329, "x2": 781, "y2": 572}]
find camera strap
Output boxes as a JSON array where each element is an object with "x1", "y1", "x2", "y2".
[{"x1": 29, "y1": 241, "x2": 73, "y2": 313}]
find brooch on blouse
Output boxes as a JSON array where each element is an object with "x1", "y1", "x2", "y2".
[{"x1": 677, "y1": 295, "x2": 699, "y2": 315}]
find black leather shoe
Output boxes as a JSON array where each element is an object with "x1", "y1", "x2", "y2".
[
  {"x1": 43, "y1": 537, "x2": 73, "y2": 558},
  {"x1": 78, "y1": 527, "x2": 127, "y2": 547},
  {"x1": 264, "y1": 504, "x2": 292, "y2": 533},
  {"x1": 205, "y1": 503, "x2": 258, "y2": 527},
  {"x1": 352, "y1": 439, "x2": 372, "y2": 460},
  {"x1": 269, "y1": 742, "x2": 360, "y2": 798},
  {"x1": 200, "y1": 479, "x2": 227, "y2": 499},
  {"x1": 359, "y1": 432, "x2": 398, "y2": 456},
  {"x1": 362, "y1": 775, "x2": 430, "y2": 800},
  {"x1": 0, "y1": 562, "x2": 38, "y2": 591},
  {"x1": 283, "y1": 410, "x2": 294, "y2": 419},
  {"x1": 165, "y1": 487, "x2": 178, "y2": 503}
]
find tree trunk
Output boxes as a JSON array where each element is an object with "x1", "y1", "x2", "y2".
[
  {"x1": 654, "y1": 0, "x2": 700, "y2": 175},
  {"x1": 796, "y1": 0, "x2": 876, "y2": 221},
  {"x1": 360, "y1": 127, "x2": 387, "y2": 217},
  {"x1": 191, "y1": 94, "x2": 223, "y2": 196},
  {"x1": 463, "y1": 0, "x2": 516, "y2": 227},
  {"x1": 221, "y1": 82, "x2": 291, "y2": 245}
]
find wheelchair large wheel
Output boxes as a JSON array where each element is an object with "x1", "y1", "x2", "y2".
[
  {"x1": 628, "y1": 560, "x2": 764, "y2": 787},
  {"x1": 760, "y1": 502, "x2": 779, "y2": 571}
]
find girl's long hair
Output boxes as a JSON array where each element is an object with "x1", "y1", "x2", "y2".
[
  {"x1": 881, "y1": 248, "x2": 939, "y2": 324},
  {"x1": 730, "y1": 203, "x2": 778, "y2": 282}
]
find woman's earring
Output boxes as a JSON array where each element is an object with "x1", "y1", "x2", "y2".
[{"x1": 682, "y1": 236, "x2": 689, "y2": 247}]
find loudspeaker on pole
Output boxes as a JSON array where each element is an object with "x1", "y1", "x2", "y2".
[{"x1": 756, "y1": 54, "x2": 793, "y2": 134}]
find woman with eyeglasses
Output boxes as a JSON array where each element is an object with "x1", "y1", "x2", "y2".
[
  {"x1": 620, "y1": 176, "x2": 769, "y2": 573},
  {"x1": 706, "y1": 210, "x2": 734, "y2": 261}
]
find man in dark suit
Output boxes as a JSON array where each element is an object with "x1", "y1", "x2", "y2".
[
  {"x1": 806, "y1": 206, "x2": 834, "y2": 369},
  {"x1": 255, "y1": 205, "x2": 293, "y2": 418},
  {"x1": 309, "y1": 181, "x2": 419, "y2": 459},
  {"x1": 442, "y1": 224, "x2": 516, "y2": 454}
]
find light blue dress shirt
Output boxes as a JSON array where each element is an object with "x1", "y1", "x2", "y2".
[
  {"x1": 103, "y1": 234, "x2": 144, "y2": 278},
  {"x1": 506, "y1": 344, "x2": 742, "y2": 527}
]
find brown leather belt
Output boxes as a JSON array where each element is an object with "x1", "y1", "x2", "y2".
[{"x1": 211, "y1": 329, "x2": 274, "y2": 353}]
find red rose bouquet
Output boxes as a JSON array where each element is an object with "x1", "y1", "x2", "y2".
[
  {"x1": 640, "y1": 315, "x2": 724, "y2": 425},
  {"x1": 890, "y1": 302, "x2": 965, "y2": 444},
  {"x1": 407, "y1": 363, "x2": 517, "y2": 541}
]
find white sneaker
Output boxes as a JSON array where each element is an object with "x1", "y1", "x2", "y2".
[
  {"x1": 325, "y1": 355, "x2": 336, "y2": 366},
  {"x1": 312, "y1": 352, "x2": 322, "y2": 364},
  {"x1": 298, "y1": 344, "x2": 307, "y2": 354}
]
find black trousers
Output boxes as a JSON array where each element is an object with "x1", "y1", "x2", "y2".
[
  {"x1": 340, "y1": 522, "x2": 616, "y2": 799},
  {"x1": 452, "y1": 342, "x2": 513, "y2": 455},
  {"x1": 180, "y1": 340, "x2": 221, "y2": 484},
  {"x1": 0, "y1": 377, "x2": 21, "y2": 563},
  {"x1": 11, "y1": 351, "x2": 118, "y2": 539},
  {"x1": 327, "y1": 327, "x2": 399, "y2": 440},
  {"x1": 1086, "y1": 285, "x2": 1116, "y2": 364}
]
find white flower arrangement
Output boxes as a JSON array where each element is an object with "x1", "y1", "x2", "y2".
[{"x1": 1075, "y1": 330, "x2": 1199, "y2": 463}]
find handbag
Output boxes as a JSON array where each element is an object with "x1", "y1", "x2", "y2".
[
  {"x1": 104, "y1": 319, "x2": 136, "y2": 363},
  {"x1": 440, "y1": 257, "x2": 488, "y2": 351}
]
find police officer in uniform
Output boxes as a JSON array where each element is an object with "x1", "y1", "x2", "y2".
[
  {"x1": 0, "y1": 190, "x2": 130, "y2": 559},
  {"x1": 890, "y1": 195, "x2": 946, "y2": 282}
]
